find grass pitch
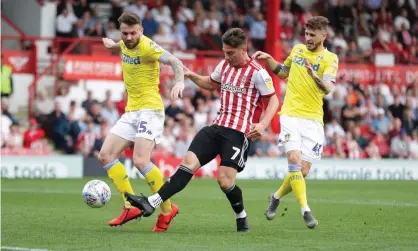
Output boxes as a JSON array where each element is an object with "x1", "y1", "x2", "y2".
[{"x1": 2, "y1": 179, "x2": 418, "y2": 251}]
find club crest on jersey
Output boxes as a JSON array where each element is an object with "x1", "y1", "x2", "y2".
[
  {"x1": 241, "y1": 75, "x2": 247, "y2": 84},
  {"x1": 121, "y1": 53, "x2": 140, "y2": 65},
  {"x1": 149, "y1": 41, "x2": 163, "y2": 52},
  {"x1": 316, "y1": 56, "x2": 323, "y2": 62},
  {"x1": 298, "y1": 49, "x2": 304, "y2": 53}
]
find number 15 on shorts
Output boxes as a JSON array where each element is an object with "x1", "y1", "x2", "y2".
[{"x1": 137, "y1": 121, "x2": 152, "y2": 136}]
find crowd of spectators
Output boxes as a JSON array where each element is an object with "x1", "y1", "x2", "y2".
[
  {"x1": 51, "y1": 0, "x2": 418, "y2": 63},
  {"x1": 1, "y1": 0, "x2": 417, "y2": 160}
]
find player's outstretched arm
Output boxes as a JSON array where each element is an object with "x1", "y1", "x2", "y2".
[
  {"x1": 102, "y1": 38, "x2": 120, "y2": 51},
  {"x1": 165, "y1": 54, "x2": 185, "y2": 100},
  {"x1": 252, "y1": 51, "x2": 289, "y2": 79},
  {"x1": 183, "y1": 66, "x2": 218, "y2": 91}
]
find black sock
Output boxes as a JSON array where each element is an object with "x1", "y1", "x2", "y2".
[
  {"x1": 223, "y1": 184, "x2": 245, "y2": 214},
  {"x1": 158, "y1": 165, "x2": 194, "y2": 201}
]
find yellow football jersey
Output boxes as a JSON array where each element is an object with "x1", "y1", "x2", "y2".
[
  {"x1": 279, "y1": 44, "x2": 339, "y2": 125},
  {"x1": 119, "y1": 36, "x2": 167, "y2": 111}
]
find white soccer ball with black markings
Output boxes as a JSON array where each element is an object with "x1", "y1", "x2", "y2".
[{"x1": 82, "y1": 180, "x2": 111, "y2": 208}]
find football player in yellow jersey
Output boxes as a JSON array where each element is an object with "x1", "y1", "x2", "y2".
[
  {"x1": 98, "y1": 12, "x2": 184, "y2": 232},
  {"x1": 253, "y1": 16, "x2": 338, "y2": 228}
]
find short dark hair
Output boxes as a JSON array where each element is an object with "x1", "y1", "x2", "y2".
[
  {"x1": 118, "y1": 12, "x2": 141, "y2": 26},
  {"x1": 305, "y1": 16, "x2": 329, "y2": 31},
  {"x1": 222, "y1": 28, "x2": 247, "y2": 48}
]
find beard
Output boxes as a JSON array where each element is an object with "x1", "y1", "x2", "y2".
[
  {"x1": 306, "y1": 40, "x2": 322, "y2": 51},
  {"x1": 124, "y1": 39, "x2": 140, "y2": 49}
]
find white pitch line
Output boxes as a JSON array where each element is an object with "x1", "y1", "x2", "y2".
[
  {"x1": 1, "y1": 246, "x2": 49, "y2": 251},
  {"x1": 2, "y1": 188, "x2": 418, "y2": 207}
]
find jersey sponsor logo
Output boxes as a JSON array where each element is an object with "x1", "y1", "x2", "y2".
[
  {"x1": 121, "y1": 53, "x2": 140, "y2": 65},
  {"x1": 293, "y1": 55, "x2": 320, "y2": 71},
  {"x1": 221, "y1": 83, "x2": 247, "y2": 94}
]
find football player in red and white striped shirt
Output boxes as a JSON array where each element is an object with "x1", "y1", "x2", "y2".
[{"x1": 126, "y1": 28, "x2": 279, "y2": 232}]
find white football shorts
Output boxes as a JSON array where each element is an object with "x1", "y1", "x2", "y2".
[
  {"x1": 110, "y1": 109, "x2": 165, "y2": 144},
  {"x1": 278, "y1": 114, "x2": 325, "y2": 162}
]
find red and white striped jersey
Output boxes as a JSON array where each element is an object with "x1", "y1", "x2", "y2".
[{"x1": 210, "y1": 59, "x2": 275, "y2": 134}]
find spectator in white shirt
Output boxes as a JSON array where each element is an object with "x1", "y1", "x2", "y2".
[
  {"x1": 333, "y1": 32, "x2": 348, "y2": 51},
  {"x1": 124, "y1": 0, "x2": 148, "y2": 20},
  {"x1": 326, "y1": 117, "x2": 346, "y2": 138},
  {"x1": 177, "y1": 0, "x2": 194, "y2": 23},
  {"x1": 152, "y1": 0, "x2": 173, "y2": 34},
  {"x1": 153, "y1": 27, "x2": 175, "y2": 51},
  {"x1": 56, "y1": 8, "x2": 77, "y2": 37},
  {"x1": 203, "y1": 11, "x2": 220, "y2": 34},
  {"x1": 106, "y1": 21, "x2": 120, "y2": 42},
  {"x1": 1, "y1": 111, "x2": 12, "y2": 147},
  {"x1": 394, "y1": 8, "x2": 410, "y2": 31}
]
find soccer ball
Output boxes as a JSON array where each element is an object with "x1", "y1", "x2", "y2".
[{"x1": 82, "y1": 180, "x2": 111, "y2": 208}]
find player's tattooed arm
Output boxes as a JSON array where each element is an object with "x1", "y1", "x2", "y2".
[
  {"x1": 252, "y1": 51, "x2": 289, "y2": 79},
  {"x1": 166, "y1": 55, "x2": 185, "y2": 99},
  {"x1": 183, "y1": 66, "x2": 218, "y2": 91},
  {"x1": 304, "y1": 60, "x2": 334, "y2": 94}
]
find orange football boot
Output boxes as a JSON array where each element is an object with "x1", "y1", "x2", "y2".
[
  {"x1": 109, "y1": 206, "x2": 142, "y2": 226},
  {"x1": 152, "y1": 203, "x2": 179, "y2": 232}
]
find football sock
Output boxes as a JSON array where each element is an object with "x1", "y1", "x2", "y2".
[
  {"x1": 148, "y1": 165, "x2": 194, "y2": 208},
  {"x1": 288, "y1": 166, "x2": 309, "y2": 213},
  {"x1": 103, "y1": 159, "x2": 134, "y2": 207},
  {"x1": 140, "y1": 163, "x2": 172, "y2": 214},
  {"x1": 274, "y1": 173, "x2": 292, "y2": 199},
  {"x1": 274, "y1": 166, "x2": 308, "y2": 199},
  {"x1": 223, "y1": 184, "x2": 247, "y2": 219}
]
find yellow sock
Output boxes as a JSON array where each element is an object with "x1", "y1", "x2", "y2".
[
  {"x1": 105, "y1": 160, "x2": 134, "y2": 208},
  {"x1": 141, "y1": 163, "x2": 172, "y2": 214},
  {"x1": 289, "y1": 171, "x2": 308, "y2": 209},
  {"x1": 274, "y1": 174, "x2": 292, "y2": 199},
  {"x1": 275, "y1": 172, "x2": 308, "y2": 199}
]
